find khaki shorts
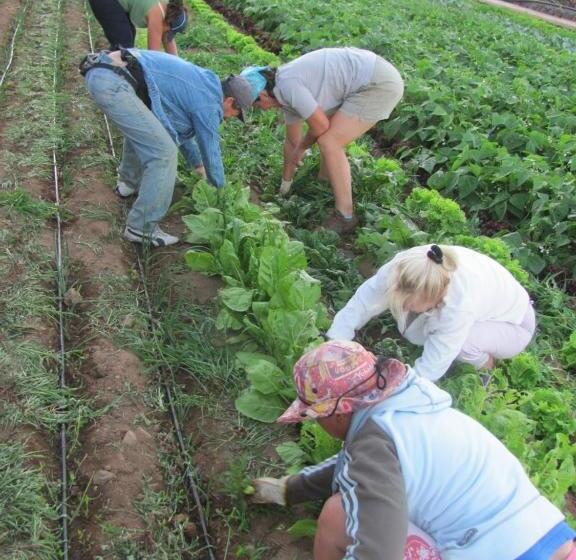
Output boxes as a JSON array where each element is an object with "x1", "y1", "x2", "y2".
[{"x1": 340, "y1": 57, "x2": 404, "y2": 123}]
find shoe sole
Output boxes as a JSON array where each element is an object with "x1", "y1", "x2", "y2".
[
  {"x1": 114, "y1": 186, "x2": 136, "y2": 198},
  {"x1": 123, "y1": 228, "x2": 179, "y2": 248}
]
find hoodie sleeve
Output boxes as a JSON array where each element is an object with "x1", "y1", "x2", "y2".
[
  {"x1": 327, "y1": 262, "x2": 393, "y2": 341},
  {"x1": 338, "y1": 419, "x2": 408, "y2": 560},
  {"x1": 413, "y1": 308, "x2": 476, "y2": 381},
  {"x1": 285, "y1": 454, "x2": 339, "y2": 505}
]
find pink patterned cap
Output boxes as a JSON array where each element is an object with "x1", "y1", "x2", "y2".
[{"x1": 277, "y1": 340, "x2": 407, "y2": 424}]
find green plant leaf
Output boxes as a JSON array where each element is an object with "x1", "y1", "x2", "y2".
[
  {"x1": 218, "y1": 239, "x2": 244, "y2": 280},
  {"x1": 257, "y1": 242, "x2": 307, "y2": 297},
  {"x1": 274, "y1": 270, "x2": 322, "y2": 311},
  {"x1": 276, "y1": 441, "x2": 308, "y2": 467},
  {"x1": 244, "y1": 360, "x2": 287, "y2": 396},
  {"x1": 236, "y1": 352, "x2": 277, "y2": 368},
  {"x1": 215, "y1": 307, "x2": 243, "y2": 331},
  {"x1": 220, "y1": 287, "x2": 254, "y2": 312},
  {"x1": 183, "y1": 208, "x2": 224, "y2": 246},
  {"x1": 287, "y1": 519, "x2": 317, "y2": 539},
  {"x1": 184, "y1": 251, "x2": 218, "y2": 273},
  {"x1": 235, "y1": 388, "x2": 286, "y2": 422},
  {"x1": 191, "y1": 180, "x2": 219, "y2": 211}
]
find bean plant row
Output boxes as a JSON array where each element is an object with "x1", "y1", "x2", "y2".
[{"x1": 219, "y1": 0, "x2": 576, "y2": 282}]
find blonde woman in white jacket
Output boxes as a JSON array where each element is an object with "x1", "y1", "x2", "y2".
[{"x1": 326, "y1": 244, "x2": 536, "y2": 381}]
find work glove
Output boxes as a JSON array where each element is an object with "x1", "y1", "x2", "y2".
[
  {"x1": 250, "y1": 475, "x2": 290, "y2": 505},
  {"x1": 279, "y1": 179, "x2": 293, "y2": 195}
]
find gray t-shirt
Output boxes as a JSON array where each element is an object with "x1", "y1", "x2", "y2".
[{"x1": 274, "y1": 47, "x2": 377, "y2": 124}]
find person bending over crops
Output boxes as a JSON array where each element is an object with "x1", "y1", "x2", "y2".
[
  {"x1": 326, "y1": 244, "x2": 536, "y2": 381},
  {"x1": 88, "y1": 0, "x2": 188, "y2": 54},
  {"x1": 82, "y1": 49, "x2": 254, "y2": 246},
  {"x1": 239, "y1": 47, "x2": 404, "y2": 234},
  {"x1": 250, "y1": 340, "x2": 576, "y2": 560}
]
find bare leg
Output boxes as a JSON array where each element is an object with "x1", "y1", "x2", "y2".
[
  {"x1": 314, "y1": 494, "x2": 351, "y2": 560},
  {"x1": 481, "y1": 355, "x2": 495, "y2": 369},
  {"x1": 318, "y1": 155, "x2": 329, "y2": 182},
  {"x1": 551, "y1": 540, "x2": 575, "y2": 560},
  {"x1": 316, "y1": 111, "x2": 376, "y2": 216}
]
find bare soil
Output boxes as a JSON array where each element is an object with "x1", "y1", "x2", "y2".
[
  {"x1": 203, "y1": 0, "x2": 282, "y2": 54},
  {"x1": 0, "y1": 0, "x2": 22, "y2": 51},
  {"x1": 53, "y1": 2, "x2": 166, "y2": 557},
  {"x1": 505, "y1": 0, "x2": 576, "y2": 21}
]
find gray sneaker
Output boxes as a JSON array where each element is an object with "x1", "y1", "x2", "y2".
[
  {"x1": 123, "y1": 225, "x2": 179, "y2": 247},
  {"x1": 115, "y1": 180, "x2": 137, "y2": 198}
]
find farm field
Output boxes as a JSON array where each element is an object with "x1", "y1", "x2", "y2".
[
  {"x1": 0, "y1": 0, "x2": 574, "y2": 558},
  {"x1": 215, "y1": 0, "x2": 576, "y2": 285}
]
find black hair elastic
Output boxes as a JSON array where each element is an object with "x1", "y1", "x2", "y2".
[{"x1": 427, "y1": 244, "x2": 443, "y2": 264}]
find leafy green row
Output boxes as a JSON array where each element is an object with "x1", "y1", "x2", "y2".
[
  {"x1": 184, "y1": 182, "x2": 327, "y2": 421},
  {"x1": 218, "y1": 0, "x2": 576, "y2": 277}
]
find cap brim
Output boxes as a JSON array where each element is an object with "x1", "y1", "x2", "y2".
[
  {"x1": 277, "y1": 397, "x2": 339, "y2": 424},
  {"x1": 276, "y1": 398, "x2": 311, "y2": 424},
  {"x1": 237, "y1": 107, "x2": 246, "y2": 122}
]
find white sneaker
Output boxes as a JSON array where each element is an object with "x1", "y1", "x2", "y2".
[
  {"x1": 123, "y1": 225, "x2": 179, "y2": 247},
  {"x1": 115, "y1": 180, "x2": 137, "y2": 198}
]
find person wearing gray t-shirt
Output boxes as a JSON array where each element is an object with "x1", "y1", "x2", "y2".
[{"x1": 240, "y1": 47, "x2": 404, "y2": 233}]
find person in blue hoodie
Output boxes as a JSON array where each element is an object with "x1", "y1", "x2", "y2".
[{"x1": 250, "y1": 340, "x2": 575, "y2": 560}]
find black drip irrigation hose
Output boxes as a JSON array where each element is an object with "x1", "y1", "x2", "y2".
[
  {"x1": 133, "y1": 252, "x2": 217, "y2": 560},
  {"x1": 83, "y1": 4, "x2": 216, "y2": 558},
  {"x1": 51, "y1": 0, "x2": 68, "y2": 557},
  {"x1": 2, "y1": 2, "x2": 70, "y2": 557}
]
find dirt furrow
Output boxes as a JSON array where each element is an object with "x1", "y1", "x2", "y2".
[
  {"x1": 58, "y1": 2, "x2": 171, "y2": 557},
  {"x1": 0, "y1": 0, "x2": 23, "y2": 54}
]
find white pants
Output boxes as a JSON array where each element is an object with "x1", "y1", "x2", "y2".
[
  {"x1": 457, "y1": 303, "x2": 536, "y2": 368},
  {"x1": 404, "y1": 523, "x2": 442, "y2": 559}
]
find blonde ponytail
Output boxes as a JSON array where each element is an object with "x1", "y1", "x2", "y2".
[{"x1": 387, "y1": 245, "x2": 457, "y2": 329}]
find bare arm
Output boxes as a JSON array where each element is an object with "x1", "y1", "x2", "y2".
[
  {"x1": 146, "y1": 4, "x2": 165, "y2": 51},
  {"x1": 282, "y1": 121, "x2": 303, "y2": 181},
  {"x1": 285, "y1": 108, "x2": 330, "y2": 174},
  {"x1": 163, "y1": 37, "x2": 178, "y2": 55},
  {"x1": 301, "y1": 107, "x2": 330, "y2": 149}
]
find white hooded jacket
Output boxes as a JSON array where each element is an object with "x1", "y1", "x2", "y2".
[{"x1": 327, "y1": 246, "x2": 531, "y2": 380}]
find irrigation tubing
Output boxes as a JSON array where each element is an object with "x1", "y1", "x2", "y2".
[
  {"x1": 83, "y1": 1, "x2": 116, "y2": 158},
  {"x1": 133, "y1": 251, "x2": 217, "y2": 560},
  {"x1": 0, "y1": 1, "x2": 30, "y2": 88},
  {"x1": 83, "y1": 5, "x2": 216, "y2": 559},
  {"x1": 1, "y1": 2, "x2": 70, "y2": 557},
  {"x1": 49, "y1": 0, "x2": 69, "y2": 557}
]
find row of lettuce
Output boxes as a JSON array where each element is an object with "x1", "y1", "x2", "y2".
[
  {"x1": 215, "y1": 0, "x2": 576, "y2": 283},
  {"x1": 179, "y1": 0, "x2": 575, "y2": 519}
]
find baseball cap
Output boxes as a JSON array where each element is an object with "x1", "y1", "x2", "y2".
[
  {"x1": 165, "y1": 9, "x2": 188, "y2": 42},
  {"x1": 240, "y1": 66, "x2": 269, "y2": 100},
  {"x1": 277, "y1": 340, "x2": 406, "y2": 424},
  {"x1": 221, "y1": 75, "x2": 254, "y2": 122}
]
